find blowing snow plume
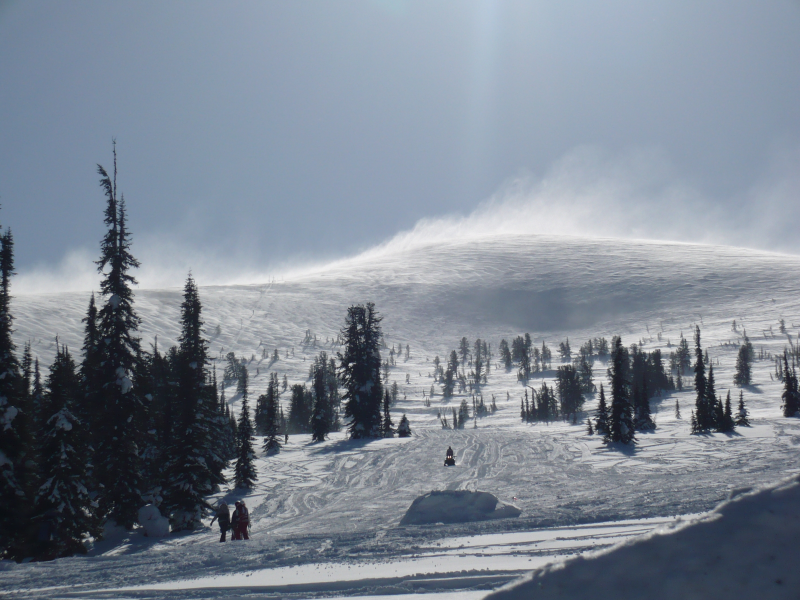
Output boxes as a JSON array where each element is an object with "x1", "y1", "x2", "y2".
[
  {"x1": 359, "y1": 145, "x2": 800, "y2": 262},
  {"x1": 14, "y1": 144, "x2": 800, "y2": 295}
]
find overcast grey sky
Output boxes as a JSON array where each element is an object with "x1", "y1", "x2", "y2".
[{"x1": 1, "y1": 0, "x2": 800, "y2": 290}]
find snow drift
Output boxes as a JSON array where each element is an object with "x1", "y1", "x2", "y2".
[
  {"x1": 485, "y1": 475, "x2": 800, "y2": 600},
  {"x1": 400, "y1": 490, "x2": 520, "y2": 526}
]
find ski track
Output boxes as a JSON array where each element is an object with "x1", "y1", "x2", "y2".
[{"x1": 6, "y1": 234, "x2": 800, "y2": 597}]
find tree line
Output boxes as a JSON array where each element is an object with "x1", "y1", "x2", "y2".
[{"x1": 0, "y1": 147, "x2": 408, "y2": 562}]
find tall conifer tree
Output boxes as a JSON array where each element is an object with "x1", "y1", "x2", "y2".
[
  {"x1": 0, "y1": 220, "x2": 31, "y2": 559},
  {"x1": 594, "y1": 384, "x2": 609, "y2": 435},
  {"x1": 311, "y1": 362, "x2": 331, "y2": 442},
  {"x1": 338, "y1": 303, "x2": 383, "y2": 439},
  {"x1": 92, "y1": 143, "x2": 145, "y2": 528},
  {"x1": 693, "y1": 326, "x2": 710, "y2": 432},
  {"x1": 33, "y1": 345, "x2": 99, "y2": 558},
  {"x1": 234, "y1": 369, "x2": 257, "y2": 488},
  {"x1": 606, "y1": 337, "x2": 635, "y2": 444},
  {"x1": 781, "y1": 351, "x2": 799, "y2": 417},
  {"x1": 162, "y1": 275, "x2": 225, "y2": 530},
  {"x1": 261, "y1": 373, "x2": 282, "y2": 455}
]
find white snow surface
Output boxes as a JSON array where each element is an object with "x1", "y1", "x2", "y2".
[
  {"x1": 137, "y1": 505, "x2": 170, "y2": 538},
  {"x1": 5, "y1": 233, "x2": 800, "y2": 598},
  {"x1": 400, "y1": 490, "x2": 521, "y2": 525},
  {"x1": 487, "y1": 474, "x2": 800, "y2": 600}
]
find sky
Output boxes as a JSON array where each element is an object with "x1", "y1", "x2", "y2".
[{"x1": 1, "y1": 0, "x2": 800, "y2": 292}]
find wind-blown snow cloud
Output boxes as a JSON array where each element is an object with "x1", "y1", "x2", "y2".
[
  {"x1": 362, "y1": 144, "x2": 800, "y2": 260},
  {"x1": 14, "y1": 145, "x2": 800, "y2": 295}
]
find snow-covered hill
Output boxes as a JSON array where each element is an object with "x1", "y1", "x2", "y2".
[{"x1": 6, "y1": 233, "x2": 800, "y2": 598}]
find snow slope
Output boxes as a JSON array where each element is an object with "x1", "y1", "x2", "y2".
[
  {"x1": 5, "y1": 233, "x2": 800, "y2": 597},
  {"x1": 486, "y1": 474, "x2": 800, "y2": 600}
]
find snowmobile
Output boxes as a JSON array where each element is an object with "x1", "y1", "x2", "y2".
[{"x1": 444, "y1": 447, "x2": 456, "y2": 467}]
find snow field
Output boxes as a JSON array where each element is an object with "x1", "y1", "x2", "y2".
[
  {"x1": 487, "y1": 473, "x2": 800, "y2": 600},
  {"x1": 6, "y1": 233, "x2": 800, "y2": 597}
]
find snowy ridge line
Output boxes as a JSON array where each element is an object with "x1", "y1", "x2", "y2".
[{"x1": 486, "y1": 473, "x2": 800, "y2": 600}]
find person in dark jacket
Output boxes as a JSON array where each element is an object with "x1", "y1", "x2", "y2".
[
  {"x1": 211, "y1": 503, "x2": 231, "y2": 542},
  {"x1": 234, "y1": 500, "x2": 250, "y2": 540},
  {"x1": 231, "y1": 502, "x2": 241, "y2": 540}
]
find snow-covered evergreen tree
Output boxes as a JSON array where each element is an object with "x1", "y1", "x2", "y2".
[
  {"x1": 261, "y1": 373, "x2": 282, "y2": 455},
  {"x1": 33, "y1": 345, "x2": 99, "y2": 558},
  {"x1": 708, "y1": 366, "x2": 723, "y2": 431},
  {"x1": 499, "y1": 339, "x2": 512, "y2": 370},
  {"x1": 606, "y1": 337, "x2": 634, "y2": 444},
  {"x1": 233, "y1": 379, "x2": 257, "y2": 488},
  {"x1": 78, "y1": 293, "x2": 102, "y2": 441},
  {"x1": 594, "y1": 384, "x2": 609, "y2": 435},
  {"x1": 556, "y1": 364, "x2": 584, "y2": 421},
  {"x1": 720, "y1": 390, "x2": 735, "y2": 432},
  {"x1": 780, "y1": 351, "x2": 799, "y2": 417},
  {"x1": 91, "y1": 145, "x2": 145, "y2": 529},
  {"x1": 381, "y1": 389, "x2": 394, "y2": 437},
  {"x1": 162, "y1": 275, "x2": 225, "y2": 531},
  {"x1": 285, "y1": 382, "x2": 310, "y2": 434},
  {"x1": 733, "y1": 337, "x2": 753, "y2": 386},
  {"x1": 396, "y1": 414, "x2": 411, "y2": 437},
  {"x1": 693, "y1": 326, "x2": 711, "y2": 432},
  {"x1": 338, "y1": 303, "x2": 383, "y2": 439},
  {"x1": 311, "y1": 362, "x2": 331, "y2": 442},
  {"x1": 0, "y1": 222, "x2": 33, "y2": 560},
  {"x1": 735, "y1": 391, "x2": 750, "y2": 426},
  {"x1": 457, "y1": 398, "x2": 470, "y2": 429}
]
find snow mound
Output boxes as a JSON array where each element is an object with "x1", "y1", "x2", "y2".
[
  {"x1": 400, "y1": 490, "x2": 521, "y2": 526},
  {"x1": 138, "y1": 504, "x2": 170, "y2": 538},
  {"x1": 485, "y1": 475, "x2": 800, "y2": 600}
]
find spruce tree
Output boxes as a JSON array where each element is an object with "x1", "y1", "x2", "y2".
[
  {"x1": 594, "y1": 384, "x2": 609, "y2": 435},
  {"x1": 261, "y1": 374, "x2": 282, "y2": 455},
  {"x1": 709, "y1": 366, "x2": 723, "y2": 430},
  {"x1": 311, "y1": 362, "x2": 331, "y2": 442},
  {"x1": 675, "y1": 399, "x2": 681, "y2": 419},
  {"x1": 396, "y1": 414, "x2": 411, "y2": 437},
  {"x1": 733, "y1": 342, "x2": 752, "y2": 386},
  {"x1": 606, "y1": 336, "x2": 634, "y2": 444},
  {"x1": 338, "y1": 303, "x2": 383, "y2": 439},
  {"x1": 0, "y1": 221, "x2": 31, "y2": 559},
  {"x1": 735, "y1": 391, "x2": 750, "y2": 426},
  {"x1": 162, "y1": 275, "x2": 224, "y2": 531},
  {"x1": 381, "y1": 389, "x2": 394, "y2": 437},
  {"x1": 78, "y1": 293, "x2": 102, "y2": 441},
  {"x1": 781, "y1": 351, "x2": 799, "y2": 417},
  {"x1": 286, "y1": 382, "x2": 310, "y2": 434},
  {"x1": 499, "y1": 339, "x2": 512, "y2": 370},
  {"x1": 693, "y1": 326, "x2": 710, "y2": 432},
  {"x1": 233, "y1": 380, "x2": 257, "y2": 488},
  {"x1": 33, "y1": 346, "x2": 100, "y2": 558},
  {"x1": 578, "y1": 355, "x2": 595, "y2": 393},
  {"x1": 457, "y1": 398, "x2": 470, "y2": 429},
  {"x1": 92, "y1": 146, "x2": 145, "y2": 529},
  {"x1": 720, "y1": 390, "x2": 735, "y2": 432}
]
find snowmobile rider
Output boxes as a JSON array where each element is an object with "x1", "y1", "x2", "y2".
[{"x1": 444, "y1": 446, "x2": 456, "y2": 466}]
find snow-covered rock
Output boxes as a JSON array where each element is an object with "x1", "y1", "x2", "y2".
[
  {"x1": 485, "y1": 474, "x2": 800, "y2": 600},
  {"x1": 137, "y1": 504, "x2": 170, "y2": 538},
  {"x1": 400, "y1": 490, "x2": 520, "y2": 526}
]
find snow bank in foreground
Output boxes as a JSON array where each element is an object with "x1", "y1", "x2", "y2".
[
  {"x1": 400, "y1": 490, "x2": 521, "y2": 526},
  {"x1": 485, "y1": 475, "x2": 800, "y2": 600}
]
